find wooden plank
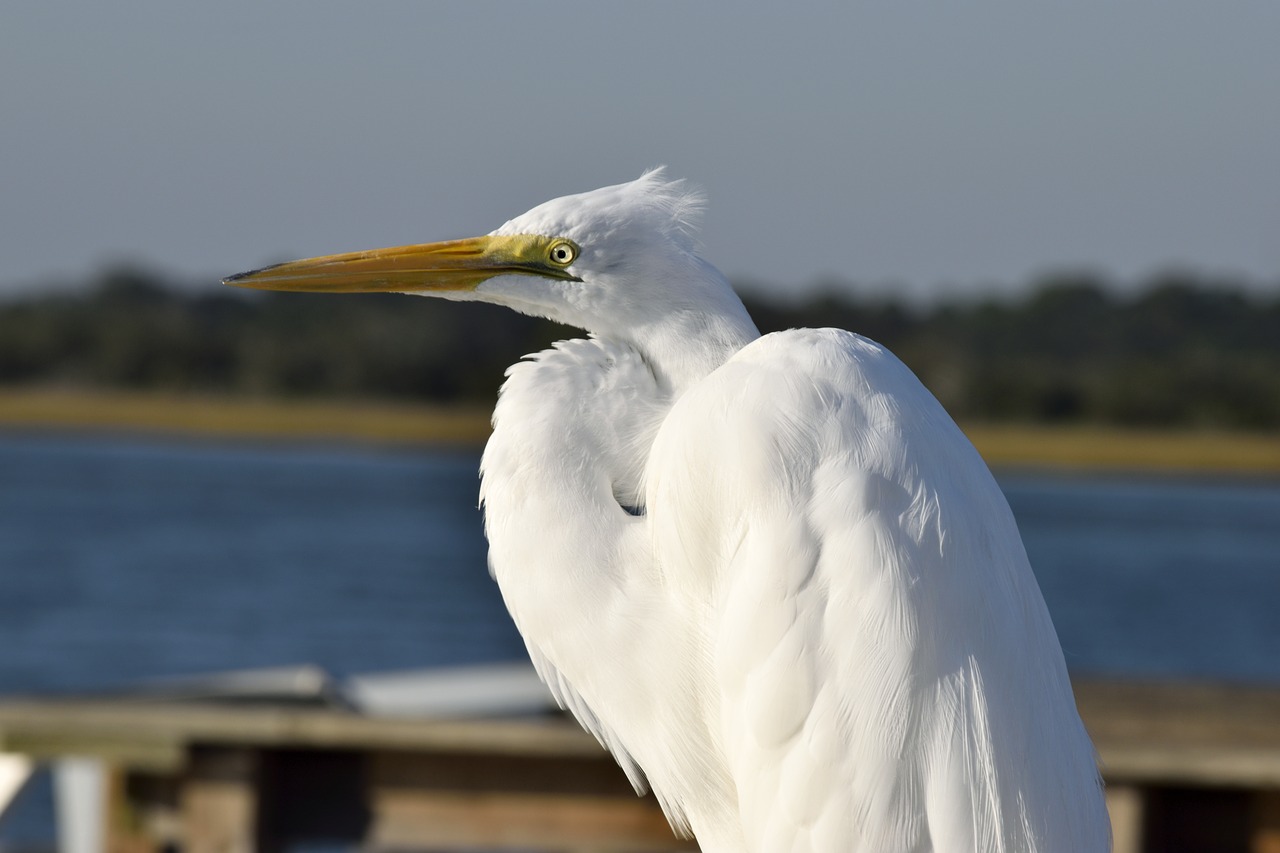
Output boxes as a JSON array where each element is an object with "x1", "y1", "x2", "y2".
[
  {"x1": 0, "y1": 700, "x2": 599, "y2": 762},
  {"x1": 1098, "y1": 744, "x2": 1280, "y2": 788},
  {"x1": 1, "y1": 677, "x2": 1280, "y2": 788},
  {"x1": 369, "y1": 791, "x2": 695, "y2": 852},
  {"x1": 1075, "y1": 680, "x2": 1280, "y2": 788},
  {"x1": 367, "y1": 751, "x2": 692, "y2": 850},
  {"x1": 1075, "y1": 680, "x2": 1280, "y2": 748},
  {"x1": 1, "y1": 732, "x2": 183, "y2": 772}
]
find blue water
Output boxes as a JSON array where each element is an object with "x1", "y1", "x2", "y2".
[
  {"x1": 0, "y1": 433, "x2": 523, "y2": 695},
  {"x1": 1, "y1": 432, "x2": 1279, "y2": 695}
]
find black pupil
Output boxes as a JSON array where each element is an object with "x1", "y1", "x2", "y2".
[{"x1": 554, "y1": 247, "x2": 568, "y2": 261}]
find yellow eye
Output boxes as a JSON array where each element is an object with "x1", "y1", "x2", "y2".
[{"x1": 548, "y1": 241, "x2": 577, "y2": 266}]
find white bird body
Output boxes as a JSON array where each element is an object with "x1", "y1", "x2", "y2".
[
  {"x1": 482, "y1": 328, "x2": 1107, "y2": 852},
  {"x1": 228, "y1": 171, "x2": 1110, "y2": 851}
]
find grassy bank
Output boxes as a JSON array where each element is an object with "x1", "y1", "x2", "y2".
[
  {"x1": 2, "y1": 388, "x2": 1278, "y2": 475},
  {"x1": 961, "y1": 424, "x2": 1280, "y2": 476},
  {"x1": 0, "y1": 389, "x2": 491, "y2": 447}
]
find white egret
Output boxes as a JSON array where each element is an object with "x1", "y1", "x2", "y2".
[{"x1": 226, "y1": 171, "x2": 1109, "y2": 852}]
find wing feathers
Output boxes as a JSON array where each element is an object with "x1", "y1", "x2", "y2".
[{"x1": 646, "y1": 328, "x2": 1107, "y2": 851}]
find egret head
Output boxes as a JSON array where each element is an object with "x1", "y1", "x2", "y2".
[{"x1": 225, "y1": 170, "x2": 752, "y2": 346}]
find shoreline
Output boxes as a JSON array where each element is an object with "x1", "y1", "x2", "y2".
[
  {"x1": 0, "y1": 389, "x2": 492, "y2": 448},
  {"x1": 3, "y1": 388, "x2": 1279, "y2": 476}
]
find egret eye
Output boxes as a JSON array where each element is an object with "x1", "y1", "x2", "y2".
[{"x1": 549, "y1": 241, "x2": 577, "y2": 266}]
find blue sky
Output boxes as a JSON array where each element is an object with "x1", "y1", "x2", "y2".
[{"x1": 3, "y1": 2, "x2": 1278, "y2": 301}]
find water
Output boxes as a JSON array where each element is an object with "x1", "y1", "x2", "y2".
[
  {"x1": 1005, "y1": 471, "x2": 1280, "y2": 681},
  {"x1": 1, "y1": 432, "x2": 1278, "y2": 694},
  {"x1": 0, "y1": 433, "x2": 524, "y2": 696}
]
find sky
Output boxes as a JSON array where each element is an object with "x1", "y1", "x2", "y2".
[{"x1": 3, "y1": 2, "x2": 1278, "y2": 302}]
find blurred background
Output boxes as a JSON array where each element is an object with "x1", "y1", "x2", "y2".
[{"x1": 2, "y1": 2, "x2": 1279, "y2": 851}]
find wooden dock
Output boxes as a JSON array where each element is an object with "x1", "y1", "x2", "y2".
[{"x1": 1, "y1": 677, "x2": 1279, "y2": 852}]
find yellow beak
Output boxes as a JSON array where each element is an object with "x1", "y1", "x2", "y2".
[{"x1": 223, "y1": 234, "x2": 580, "y2": 294}]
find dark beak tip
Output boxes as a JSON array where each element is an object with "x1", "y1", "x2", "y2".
[{"x1": 223, "y1": 262, "x2": 286, "y2": 287}]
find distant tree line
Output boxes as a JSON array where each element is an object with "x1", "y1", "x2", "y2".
[{"x1": 1, "y1": 267, "x2": 1278, "y2": 428}]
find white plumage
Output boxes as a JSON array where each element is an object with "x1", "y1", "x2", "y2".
[{"x1": 227, "y1": 170, "x2": 1110, "y2": 851}]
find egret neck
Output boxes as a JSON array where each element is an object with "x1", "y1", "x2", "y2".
[{"x1": 612, "y1": 264, "x2": 760, "y2": 394}]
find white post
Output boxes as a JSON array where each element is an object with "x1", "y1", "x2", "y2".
[{"x1": 54, "y1": 757, "x2": 106, "y2": 853}]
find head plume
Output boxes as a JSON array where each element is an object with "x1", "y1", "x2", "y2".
[{"x1": 493, "y1": 168, "x2": 706, "y2": 254}]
